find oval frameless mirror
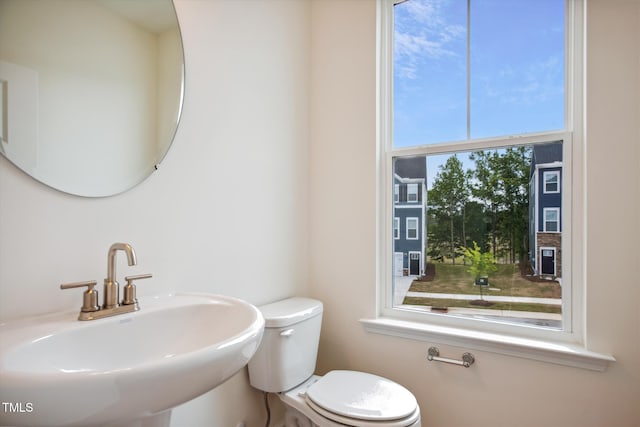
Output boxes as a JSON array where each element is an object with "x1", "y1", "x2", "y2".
[{"x1": 0, "y1": 0, "x2": 184, "y2": 197}]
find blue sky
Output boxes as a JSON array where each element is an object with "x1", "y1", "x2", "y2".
[{"x1": 393, "y1": 0, "x2": 566, "y2": 150}]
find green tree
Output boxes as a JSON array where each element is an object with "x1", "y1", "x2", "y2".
[
  {"x1": 470, "y1": 148, "x2": 531, "y2": 263},
  {"x1": 462, "y1": 241, "x2": 498, "y2": 280},
  {"x1": 495, "y1": 147, "x2": 531, "y2": 263},
  {"x1": 462, "y1": 200, "x2": 488, "y2": 251},
  {"x1": 461, "y1": 241, "x2": 498, "y2": 301},
  {"x1": 428, "y1": 155, "x2": 469, "y2": 264},
  {"x1": 469, "y1": 150, "x2": 502, "y2": 258}
]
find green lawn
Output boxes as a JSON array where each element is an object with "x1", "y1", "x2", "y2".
[{"x1": 403, "y1": 263, "x2": 561, "y2": 313}]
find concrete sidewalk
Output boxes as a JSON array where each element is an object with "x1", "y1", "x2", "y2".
[{"x1": 404, "y1": 291, "x2": 561, "y2": 305}]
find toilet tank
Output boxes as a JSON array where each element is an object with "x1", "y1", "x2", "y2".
[{"x1": 248, "y1": 297, "x2": 323, "y2": 393}]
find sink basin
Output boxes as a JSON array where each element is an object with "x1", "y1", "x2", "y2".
[{"x1": 0, "y1": 293, "x2": 265, "y2": 427}]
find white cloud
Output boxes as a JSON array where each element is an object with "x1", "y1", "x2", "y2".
[
  {"x1": 477, "y1": 55, "x2": 564, "y2": 106},
  {"x1": 394, "y1": 0, "x2": 465, "y2": 79}
]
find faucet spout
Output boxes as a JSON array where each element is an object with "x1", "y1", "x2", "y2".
[
  {"x1": 104, "y1": 243, "x2": 137, "y2": 308},
  {"x1": 107, "y1": 243, "x2": 137, "y2": 282}
]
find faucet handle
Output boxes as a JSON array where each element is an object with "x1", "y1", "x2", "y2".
[
  {"x1": 122, "y1": 274, "x2": 152, "y2": 306},
  {"x1": 60, "y1": 280, "x2": 99, "y2": 313}
]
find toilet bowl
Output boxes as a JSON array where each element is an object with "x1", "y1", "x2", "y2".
[
  {"x1": 281, "y1": 374, "x2": 421, "y2": 427},
  {"x1": 247, "y1": 297, "x2": 421, "y2": 427}
]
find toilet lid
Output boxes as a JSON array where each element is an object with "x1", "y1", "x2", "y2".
[{"x1": 306, "y1": 370, "x2": 418, "y2": 422}]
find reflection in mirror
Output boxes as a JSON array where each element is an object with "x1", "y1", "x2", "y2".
[{"x1": 0, "y1": 0, "x2": 184, "y2": 197}]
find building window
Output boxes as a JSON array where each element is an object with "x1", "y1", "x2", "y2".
[
  {"x1": 394, "y1": 217, "x2": 400, "y2": 239},
  {"x1": 407, "y1": 183, "x2": 418, "y2": 202},
  {"x1": 375, "y1": 0, "x2": 588, "y2": 355},
  {"x1": 394, "y1": 184, "x2": 400, "y2": 202},
  {"x1": 406, "y1": 217, "x2": 419, "y2": 240},
  {"x1": 544, "y1": 208, "x2": 560, "y2": 232},
  {"x1": 544, "y1": 171, "x2": 560, "y2": 193}
]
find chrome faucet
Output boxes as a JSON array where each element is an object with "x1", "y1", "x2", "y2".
[
  {"x1": 60, "y1": 242, "x2": 152, "y2": 321},
  {"x1": 104, "y1": 242, "x2": 137, "y2": 309}
]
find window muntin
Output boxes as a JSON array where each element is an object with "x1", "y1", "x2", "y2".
[{"x1": 380, "y1": 0, "x2": 579, "y2": 338}]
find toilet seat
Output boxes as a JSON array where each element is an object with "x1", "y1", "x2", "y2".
[{"x1": 305, "y1": 370, "x2": 420, "y2": 427}]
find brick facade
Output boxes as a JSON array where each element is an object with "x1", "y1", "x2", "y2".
[{"x1": 537, "y1": 232, "x2": 562, "y2": 277}]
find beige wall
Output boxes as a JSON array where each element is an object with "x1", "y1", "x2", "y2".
[
  {"x1": 309, "y1": 1, "x2": 640, "y2": 427},
  {"x1": 0, "y1": 0, "x2": 309, "y2": 425}
]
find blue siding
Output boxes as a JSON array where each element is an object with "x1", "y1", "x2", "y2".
[
  {"x1": 394, "y1": 207, "x2": 422, "y2": 268},
  {"x1": 537, "y1": 166, "x2": 562, "y2": 232},
  {"x1": 393, "y1": 157, "x2": 426, "y2": 273}
]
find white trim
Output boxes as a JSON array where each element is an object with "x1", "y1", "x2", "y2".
[
  {"x1": 360, "y1": 317, "x2": 614, "y2": 372},
  {"x1": 407, "y1": 183, "x2": 418, "y2": 202},
  {"x1": 543, "y1": 170, "x2": 561, "y2": 193},
  {"x1": 536, "y1": 161, "x2": 563, "y2": 170},
  {"x1": 376, "y1": 0, "x2": 395, "y2": 315},
  {"x1": 543, "y1": 207, "x2": 561, "y2": 232},
  {"x1": 373, "y1": 0, "x2": 601, "y2": 368},
  {"x1": 394, "y1": 205, "x2": 423, "y2": 209},
  {"x1": 408, "y1": 251, "x2": 421, "y2": 276},
  {"x1": 540, "y1": 246, "x2": 557, "y2": 276},
  {"x1": 394, "y1": 174, "x2": 424, "y2": 184},
  {"x1": 393, "y1": 217, "x2": 400, "y2": 240},
  {"x1": 405, "y1": 217, "x2": 419, "y2": 240}
]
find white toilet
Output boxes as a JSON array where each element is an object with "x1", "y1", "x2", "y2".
[{"x1": 248, "y1": 297, "x2": 421, "y2": 427}]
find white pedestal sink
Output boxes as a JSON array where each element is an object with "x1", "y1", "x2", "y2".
[{"x1": 0, "y1": 293, "x2": 265, "y2": 427}]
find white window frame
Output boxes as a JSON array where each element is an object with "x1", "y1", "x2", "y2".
[
  {"x1": 394, "y1": 217, "x2": 400, "y2": 239},
  {"x1": 544, "y1": 207, "x2": 561, "y2": 232},
  {"x1": 540, "y1": 246, "x2": 558, "y2": 276},
  {"x1": 364, "y1": 0, "x2": 614, "y2": 371},
  {"x1": 544, "y1": 170, "x2": 561, "y2": 193},
  {"x1": 405, "y1": 217, "x2": 419, "y2": 240},
  {"x1": 407, "y1": 183, "x2": 418, "y2": 202},
  {"x1": 394, "y1": 184, "x2": 399, "y2": 202}
]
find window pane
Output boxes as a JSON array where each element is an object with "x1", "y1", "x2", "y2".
[
  {"x1": 393, "y1": 0, "x2": 565, "y2": 148},
  {"x1": 407, "y1": 183, "x2": 418, "y2": 201},
  {"x1": 470, "y1": 0, "x2": 565, "y2": 138},
  {"x1": 393, "y1": 0, "x2": 467, "y2": 147},
  {"x1": 407, "y1": 218, "x2": 419, "y2": 239},
  {"x1": 393, "y1": 142, "x2": 563, "y2": 329},
  {"x1": 544, "y1": 171, "x2": 559, "y2": 193},
  {"x1": 544, "y1": 208, "x2": 559, "y2": 232},
  {"x1": 545, "y1": 209, "x2": 558, "y2": 222}
]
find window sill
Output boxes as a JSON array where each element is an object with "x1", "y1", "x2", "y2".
[{"x1": 360, "y1": 317, "x2": 615, "y2": 371}]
